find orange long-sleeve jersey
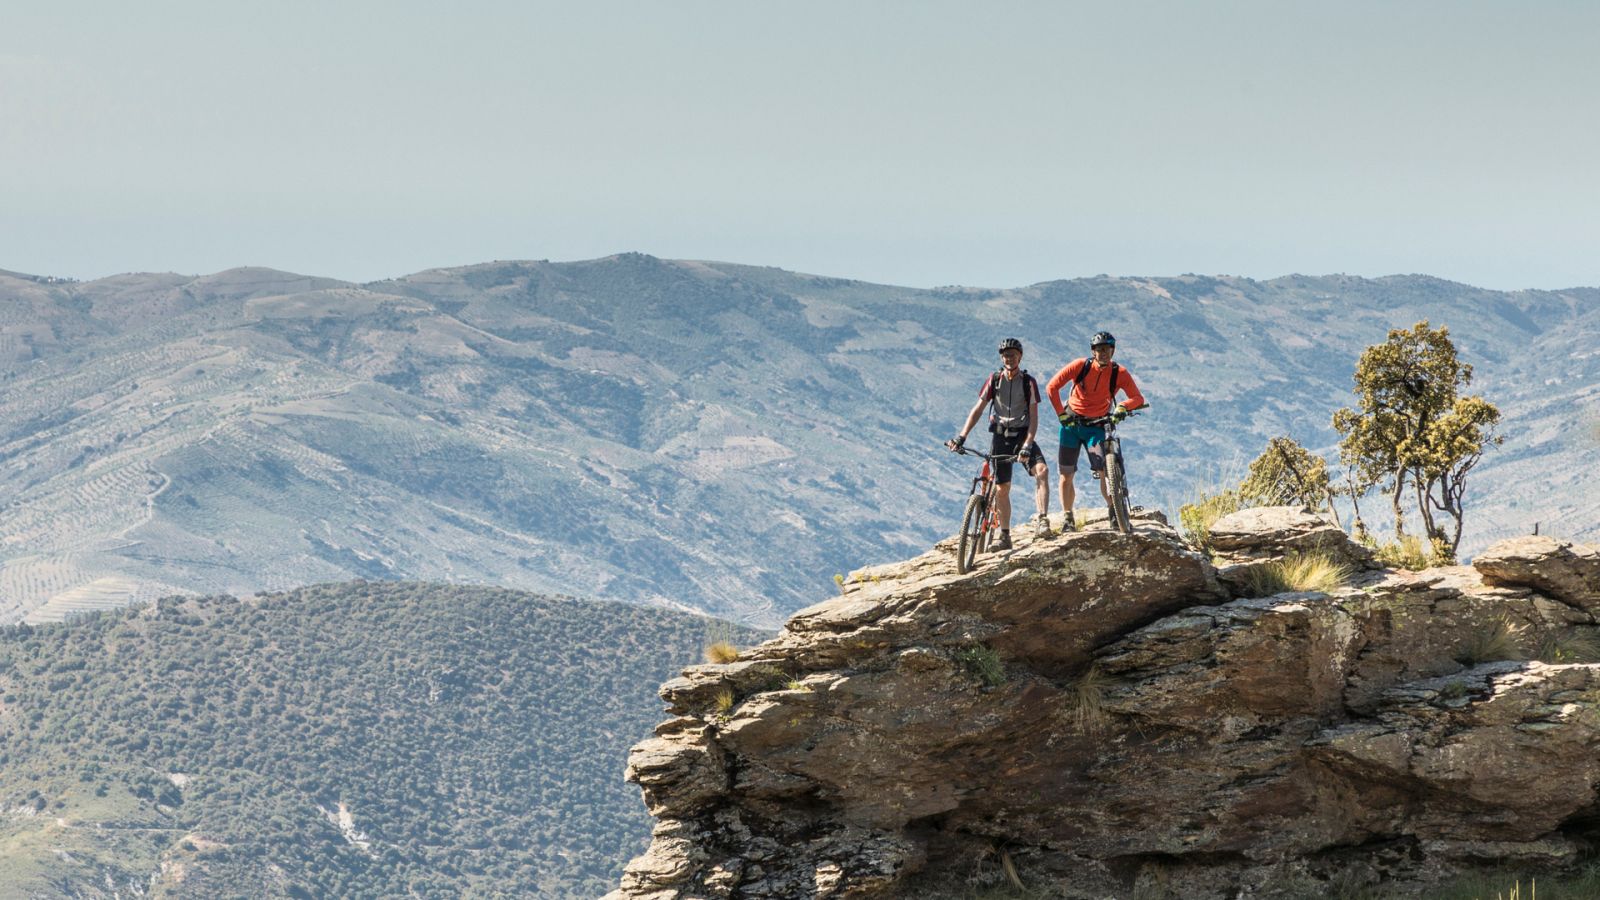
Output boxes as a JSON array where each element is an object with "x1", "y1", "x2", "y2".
[{"x1": 1046, "y1": 358, "x2": 1146, "y2": 419}]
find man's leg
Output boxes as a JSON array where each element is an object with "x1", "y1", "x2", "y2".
[
  {"x1": 995, "y1": 482, "x2": 1012, "y2": 531},
  {"x1": 1087, "y1": 430, "x2": 1112, "y2": 506},
  {"x1": 1057, "y1": 432, "x2": 1082, "y2": 519},
  {"x1": 1032, "y1": 460, "x2": 1050, "y2": 520}
]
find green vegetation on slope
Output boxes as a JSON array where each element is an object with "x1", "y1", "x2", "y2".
[{"x1": 0, "y1": 582, "x2": 764, "y2": 899}]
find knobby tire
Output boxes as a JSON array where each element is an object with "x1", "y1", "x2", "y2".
[
  {"x1": 1106, "y1": 446, "x2": 1133, "y2": 534},
  {"x1": 957, "y1": 494, "x2": 986, "y2": 574}
]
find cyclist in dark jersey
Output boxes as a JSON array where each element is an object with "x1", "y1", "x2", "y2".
[{"x1": 947, "y1": 338, "x2": 1052, "y2": 549}]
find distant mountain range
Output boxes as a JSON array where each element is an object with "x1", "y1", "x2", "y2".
[{"x1": 1, "y1": 257, "x2": 1596, "y2": 625}]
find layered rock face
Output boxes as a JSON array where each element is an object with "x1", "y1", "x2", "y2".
[{"x1": 608, "y1": 510, "x2": 1600, "y2": 899}]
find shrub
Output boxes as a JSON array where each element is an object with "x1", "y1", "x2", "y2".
[
  {"x1": 704, "y1": 641, "x2": 740, "y2": 664},
  {"x1": 1178, "y1": 488, "x2": 1243, "y2": 555},
  {"x1": 1241, "y1": 552, "x2": 1353, "y2": 597},
  {"x1": 955, "y1": 645, "x2": 1006, "y2": 688},
  {"x1": 711, "y1": 686, "x2": 736, "y2": 715},
  {"x1": 747, "y1": 664, "x2": 789, "y2": 692}
]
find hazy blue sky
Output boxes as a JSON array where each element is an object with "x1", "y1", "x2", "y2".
[{"x1": 4, "y1": 1, "x2": 1597, "y2": 289}]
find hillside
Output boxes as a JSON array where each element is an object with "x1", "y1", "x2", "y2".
[
  {"x1": 0, "y1": 582, "x2": 764, "y2": 898},
  {"x1": 1, "y1": 258, "x2": 1597, "y2": 625}
]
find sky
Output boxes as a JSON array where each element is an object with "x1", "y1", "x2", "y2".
[{"x1": 3, "y1": 1, "x2": 1598, "y2": 289}]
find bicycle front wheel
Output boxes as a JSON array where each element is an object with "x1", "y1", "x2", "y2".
[
  {"x1": 957, "y1": 494, "x2": 986, "y2": 574},
  {"x1": 1105, "y1": 446, "x2": 1132, "y2": 534}
]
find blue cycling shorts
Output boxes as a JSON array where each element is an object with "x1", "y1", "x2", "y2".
[{"x1": 1058, "y1": 422, "x2": 1107, "y2": 472}]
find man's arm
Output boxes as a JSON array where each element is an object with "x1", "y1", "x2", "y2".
[
  {"x1": 1045, "y1": 360, "x2": 1082, "y2": 417},
  {"x1": 1116, "y1": 368, "x2": 1147, "y2": 412},
  {"x1": 957, "y1": 397, "x2": 987, "y2": 441},
  {"x1": 1025, "y1": 376, "x2": 1040, "y2": 446}
]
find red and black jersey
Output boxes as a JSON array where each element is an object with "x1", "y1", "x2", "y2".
[{"x1": 979, "y1": 370, "x2": 1040, "y2": 432}]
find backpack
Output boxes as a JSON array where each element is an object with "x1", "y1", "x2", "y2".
[
  {"x1": 1072, "y1": 358, "x2": 1119, "y2": 401},
  {"x1": 987, "y1": 370, "x2": 1037, "y2": 434}
]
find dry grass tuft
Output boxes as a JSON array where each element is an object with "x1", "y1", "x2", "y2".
[
  {"x1": 1456, "y1": 618, "x2": 1528, "y2": 666},
  {"x1": 1242, "y1": 552, "x2": 1353, "y2": 597},
  {"x1": 1536, "y1": 629, "x2": 1600, "y2": 664},
  {"x1": 705, "y1": 641, "x2": 740, "y2": 664},
  {"x1": 1070, "y1": 665, "x2": 1109, "y2": 733},
  {"x1": 1373, "y1": 534, "x2": 1454, "y2": 570},
  {"x1": 711, "y1": 686, "x2": 736, "y2": 715},
  {"x1": 999, "y1": 848, "x2": 1024, "y2": 892}
]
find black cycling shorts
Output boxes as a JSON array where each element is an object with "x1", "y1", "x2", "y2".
[{"x1": 991, "y1": 431, "x2": 1046, "y2": 485}]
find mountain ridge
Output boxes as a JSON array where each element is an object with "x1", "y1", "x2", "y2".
[{"x1": 1, "y1": 256, "x2": 1596, "y2": 626}]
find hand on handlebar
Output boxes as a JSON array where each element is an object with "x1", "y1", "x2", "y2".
[{"x1": 945, "y1": 434, "x2": 966, "y2": 453}]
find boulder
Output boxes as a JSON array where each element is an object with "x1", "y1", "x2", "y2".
[
  {"x1": 1208, "y1": 505, "x2": 1376, "y2": 568},
  {"x1": 1474, "y1": 535, "x2": 1600, "y2": 617}
]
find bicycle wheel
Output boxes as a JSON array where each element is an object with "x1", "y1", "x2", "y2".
[
  {"x1": 1105, "y1": 445, "x2": 1133, "y2": 534},
  {"x1": 977, "y1": 487, "x2": 995, "y2": 553},
  {"x1": 957, "y1": 494, "x2": 986, "y2": 574}
]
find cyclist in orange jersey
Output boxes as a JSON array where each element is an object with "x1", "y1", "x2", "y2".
[{"x1": 1045, "y1": 331, "x2": 1147, "y2": 531}]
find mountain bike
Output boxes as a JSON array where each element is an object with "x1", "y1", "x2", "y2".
[
  {"x1": 1078, "y1": 410, "x2": 1141, "y2": 534},
  {"x1": 944, "y1": 442, "x2": 1021, "y2": 574}
]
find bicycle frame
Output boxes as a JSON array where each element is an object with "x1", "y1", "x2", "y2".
[
  {"x1": 1070, "y1": 411, "x2": 1139, "y2": 532},
  {"x1": 950, "y1": 445, "x2": 1021, "y2": 570}
]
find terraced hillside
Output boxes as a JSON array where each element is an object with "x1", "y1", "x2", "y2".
[
  {"x1": 0, "y1": 582, "x2": 763, "y2": 899},
  {"x1": 0, "y1": 260, "x2": 1596, "y2": 624}
]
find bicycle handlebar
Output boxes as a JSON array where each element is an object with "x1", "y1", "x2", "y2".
[
  {"x1": 1072, "y1": 410, "x2": 1144, "y2": 427},
  {"x1": 946, "y1": 442, "x2": 1021, "y2": 463}
]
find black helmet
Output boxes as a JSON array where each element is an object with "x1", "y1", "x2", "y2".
[
  {"x1": 997, "y1": 337, "x2": 1023, "y2": 354},
  {"x1": 1089, "y1": 331, "x2": 1116, "y2": 348}
]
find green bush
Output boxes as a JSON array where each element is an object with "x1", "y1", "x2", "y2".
[
  {"x1": 955, "y1": 644, "x2": 1006, "y2": 688},
  {"x1": 1178, "y1": 488, "x2": 1243, "y2": 555}
]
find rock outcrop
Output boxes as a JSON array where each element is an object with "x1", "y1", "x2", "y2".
[{"x1": 608, "y1": 508, "x2": 1600, "y2": 899}]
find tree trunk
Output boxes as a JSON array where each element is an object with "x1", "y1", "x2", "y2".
[
  {"x1": 1345, "y1": 469, "x2": 1365, "y2": 528},
  {"x1": 1390, "y1": 469, "x2": 1408, "y2": 539},
  {"x1": 1414, "y1": 475, "x2": 1439, "y2": 544},
  {"x1": 1440, "y1": 472, "x2": 1466, "y2": 555}
]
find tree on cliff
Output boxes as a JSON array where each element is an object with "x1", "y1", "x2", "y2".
[
  {"x1": 1239, "y1": 437, "x2": 1340, "y2": 527},
  {"x1": 1332, "y1": 321, "x2": 1501, "y2": 556}
]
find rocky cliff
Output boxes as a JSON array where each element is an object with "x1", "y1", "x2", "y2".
[{"x1": 607, "y1": 509, "x2": 1600, "y2": 899}]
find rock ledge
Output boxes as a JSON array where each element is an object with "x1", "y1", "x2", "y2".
[{"x1": 608, "y1": 510, "x2": 1600, "y2": 899}]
